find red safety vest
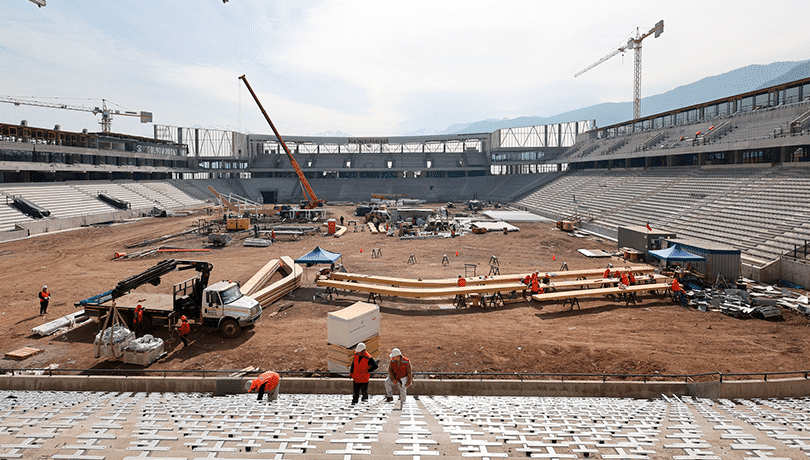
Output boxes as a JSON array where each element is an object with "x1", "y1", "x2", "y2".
[
  {"x1": 249, "y1": 371, "x2": 279, "y2": 392},
  {"x1": 389, "y1": 357, "x2": 410, "y2": 382},
  {"x1": 603, "y1": 269, "x2": 611, "y2": 278},
  {"x1": 458, "y1": 278, "x2": 466, "y2": 287},
  {"x1": 531, "y1": 278, "x2": 540, "y2": 293},
  {"x1": 671, "y1": 279, "x2": 682, "y2": 292},
  {"x1": 351, "y1": 351, "x2": 373, "y2": 383},
  {"x1": 178, "y1": 320, "x2": 190, "y2": 335},
  {"x1": 39, "y1": 290, "x2": 50, "y2": 303},
  {"x1": 621, "y1": 273, "x2": 629, "y2": 286},
  {"x1": 134, "y1": 308, "x2": 143, "y2": 323}
]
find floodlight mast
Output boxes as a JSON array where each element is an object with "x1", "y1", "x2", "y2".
[{"x1": 574, "y1": 20, "x2": 664, "y2": 120}]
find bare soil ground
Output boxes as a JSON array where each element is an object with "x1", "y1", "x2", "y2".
[{"x1": 2, "y1": 204, "x2": 809, "y2": 379}]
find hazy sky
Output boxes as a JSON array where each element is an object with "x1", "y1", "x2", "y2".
[{"x1": 2, "y1": 0, "x2": 809, "y2": 138}]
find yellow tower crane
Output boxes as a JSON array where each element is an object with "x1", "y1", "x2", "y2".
[{"x1": 574, "y1": 20, "x2": 664, "y2": 120}]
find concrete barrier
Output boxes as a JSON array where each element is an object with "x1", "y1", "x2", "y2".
[{"x1": 2, "y1": 374, "x2": 810, "y2": 399}]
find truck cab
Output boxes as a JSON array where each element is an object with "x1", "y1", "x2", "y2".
[{"x1": 201, "y1": 281, "x2": 262, "y2": 338}]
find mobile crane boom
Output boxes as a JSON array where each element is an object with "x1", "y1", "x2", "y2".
[{"x1": 238, "y1": 75, "x2": 322, "y2": 209}]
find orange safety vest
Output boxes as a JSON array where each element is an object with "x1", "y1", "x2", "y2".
[
  {"x1": 178, "y1": 320, "x2": 190, "y2": 335},
  {"x1": 629, "y1": 273, "x2": 636, "y2": 283},
  {"x1": 458, "y1": 278, "x2": 466, "y2": 287},
  {"x1": 671, "y1": 279, "x2": 682, "y2": 292},
  {"x1": 249, "y1": 371, "x2": 279, "y2": 392},
  {"x1": 603, "y1": 269, "x2": 611, "y2": 278},
  {"x1": 351, "y1": 351, "x2": 373, "y2": 383},
  {"x1": 621, "y1": 273, "x2": 629, "y2": 286},
  {"x1": 389, "y1": 356, "x2": 410, "y2": 382},
  {"x1": 39, "y1": 290, "x2": 50, "y2": 303},
  {"x1": 531, "y1": 278, "x2": 540, "y2": 293},
  {"x1": 134, "y1": 308, "x2": 143, "y2": 323}
]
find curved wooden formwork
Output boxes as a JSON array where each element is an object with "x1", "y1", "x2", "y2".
[
  {"x1": 330, "y1": 265, "x2": 657, "y2": 288},
  {"x1": 244, "y1": 256, "x2": 304, "y2": 308}
]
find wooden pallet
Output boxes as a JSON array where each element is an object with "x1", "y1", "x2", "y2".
[{"x1": 5, "y1": 346, "x2": 44, "y2": 360}]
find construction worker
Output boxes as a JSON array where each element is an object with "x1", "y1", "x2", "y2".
[
  {"x1": 385, "y1": 348, "x2": 413, "y2": 409},
  {"x1": 133, "y1": 304, "x2": 144, "y2": 333},
  {"x1": 620, "y1": 272, "x2": 630, "y2": 287},
  {"x1": 349, "y1": 342, "x2": 378, "y2": 405},
  {"x1": 457, "y1": 275, "x2": 466, "y2": 288},
  {"x1": 530, "y1": 272, "x2": 541, "y2": 295},
  {"x1": 38, "y1": 285, "x2": 50, "y2": 316},
  {"x1": 176, "y1": 315, "x2": 191, "y2": 347},
  {"x1": 671, "y1": 278, "x2": 686, "y2": 307},
  {"x1": 247, "y1": 370, "x2": 281, "y2": 402}
]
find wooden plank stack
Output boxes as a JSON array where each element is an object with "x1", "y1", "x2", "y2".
[
  {"x1": 326, "y1": 301, "x2": 381, "y2": 375},
  {"x1": 245, "y1": 256, "x2": 304, "y2": 308}
]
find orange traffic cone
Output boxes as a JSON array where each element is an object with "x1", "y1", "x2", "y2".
[
  {"x1": 552, "y1": 254, "x2": 556, "y2": 261},
  {"x1": 360, "y1": 247, "x2": 364, "y2": 253},
  {"x1": 455, "y1": 250, "x2": 459, "y2": 256}
]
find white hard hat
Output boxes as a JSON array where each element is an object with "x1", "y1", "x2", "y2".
[
  {"x1": 43, "y1": 285, "x2": 47, "y2": 289},
  {"x1": 355, "y1": 342, "x2": 366, "y2": 352},
  {"x1": 390, "y1": 348, "x2": 401, "y2": 358}
]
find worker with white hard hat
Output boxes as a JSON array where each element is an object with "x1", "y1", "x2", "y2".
[
  {"x1": 39, "y1": 285, "x2": 50, "y2": 316},
  {"x1": 385, "y1": 347, "x2": 413, "y2": 410},
  {"x1": 349, "y1": 341, "x2": 378, "y2": 405}
]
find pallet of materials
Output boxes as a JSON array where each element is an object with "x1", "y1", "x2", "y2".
[
  {"x1": 327, "y1": 334, "x2": 381, "y2": 375},
  {"x1": 4, "y1": 347, "x2": 44, "y2": 360},
  {"x1": 327, "y1": 301, "x2": 380, "y2": 347}
]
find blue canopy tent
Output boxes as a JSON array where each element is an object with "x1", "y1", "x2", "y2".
[
  {"x1": 295, "y1": 246, "x2": 342, "y2": 267},
  {"x1": 648, "y1": 245, "x2": 705, "y2": 263}
]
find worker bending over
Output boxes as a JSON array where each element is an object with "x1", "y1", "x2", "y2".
[
  {"x1": 247, "y1": 371, "x2": 281, "y2": 402},
  {"x1": 385, "y1": 348, "x2": 413, "y2": 410}
]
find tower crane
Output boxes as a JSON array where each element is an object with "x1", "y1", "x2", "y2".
[
  {"x1": 0, "y1": 96, "x2": 152, "y2": 133},
  {"x1": 574, "y1": 20, "x2": 664, "y2": 120}
]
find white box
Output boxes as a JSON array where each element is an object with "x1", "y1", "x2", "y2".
[
  {"x1": 123, "y1": 342, "x2": 164, "y2": 366},
  {"x1": 327, "y1": 301, "x2": 380, "y2": 348}
]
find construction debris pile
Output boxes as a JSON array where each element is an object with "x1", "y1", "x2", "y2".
[{"x1": 687, "y1": 286, "x2": 785, "y2": 319}]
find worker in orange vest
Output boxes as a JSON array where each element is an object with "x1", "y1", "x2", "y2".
[
  {"x1": 385, "y1": 348, "x2": 413, "y2": 409},
  {"x1": 349, "y1": 342, "x2": 378, "y2": 405},
  {"x1": 671, "y1": 278, "x2": 686, "y2": 307},
  {"x1": 620, "y1": 272, "x2": 630, "y2": 286},
  {"x1": 133, "y1": 304, "x2": 144, "y2": 333},
  {"x1": 38, "y1": 285, "x2": 50, "y2": 316},
  {"x1": 176, "y1": 315, "x2": 191, "y2": 347},
  {"x1": 457, "y1": 276, "x2": 466, "y2": 288},
  {"x1": 247, "y1": 370, "x2": 281, "y2": 402}
]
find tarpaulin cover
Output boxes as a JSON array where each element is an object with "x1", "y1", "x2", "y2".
[
  {"x1": 295, "y1": 246, "x2": 342, "y2": 265},
  {"x1": 648, "y1": 245, "x2": 706, "y2": 262}
]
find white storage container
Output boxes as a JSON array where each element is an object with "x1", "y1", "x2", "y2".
[{"x1": 327, "y1": 301, "x2": 380, "y2": 348}]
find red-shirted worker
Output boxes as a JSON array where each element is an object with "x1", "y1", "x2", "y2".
[
  {"x1": 385, "y1": 348, "x2": 413, "y2": 410},
  {"x1": 628, "y1": 271, "x2": 636, "y2": 285},
  {"x1": 671, "y1": 278, "x2": 686, "y2": 307},
  {"x1": 247, "y1": 370, "x2": 281, "y2": 402},
  {"x1": 457, "y1": 276, "x2": 466, "y2": 288},
  {"x1": 620, "y1": 272, "x2": 630, "y2": 286},
  {"x1": 176, "y1": 315, "x2": 191, "y2": 347},
  {"x1": 349, "y1": 342, "x2": 378, "y2": 405},
  {"x1": 133, "y1": 304, "x2": 144, "y2": 333}
]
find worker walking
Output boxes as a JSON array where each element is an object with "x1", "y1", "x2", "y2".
[
  {"x1": 133, "y1": 304, "x2": 144, "y2": 333},
  {"x1": 247, "y1": 370, "x2": 281, "y2": 402},
  {"x1": 176, "y1": 315, "x2": 191, "y2": 347},
  {"x1": 385, "y1": 348, "x2": 413, "y2": 410},
  {"x1": 349, "y1": 342, "x2": 378, "y2": 405},
  {"x1": 39, "y1": 285, "x2": 50, "y2": 316}
]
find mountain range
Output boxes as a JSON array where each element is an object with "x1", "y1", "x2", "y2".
[{"x1": 444, "y1": 59, "x2": 810, "y2": 134}]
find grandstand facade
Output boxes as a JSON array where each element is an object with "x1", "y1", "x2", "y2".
[{"x1": 2, "y1": 77, "x2": 810, "y2": 284}]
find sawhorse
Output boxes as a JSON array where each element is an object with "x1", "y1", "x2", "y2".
[
  {"x1": 453, "y1": 294, "x2": 467, "y2": 308},
  {"x1": 488, "y1": 264, "x2": 500, "y2": 276},
  {"x1": 367, "y1": 291, "x2": 382, "y2": 304},
  {"x1": 562, "y1": 297, "x2": 581, "y2": 310},
  {"x1": 371, "y1": 248, "x2": 382, "y2": 258},
  {"x1": 407, "y1": 254, "x2": 417, "y2": 264}
]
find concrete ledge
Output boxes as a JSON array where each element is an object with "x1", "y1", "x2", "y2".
[{"x1": 2, "y1": 375, "x2": 810, "y2": 399}]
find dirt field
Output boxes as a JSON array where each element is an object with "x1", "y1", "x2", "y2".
[{"x1": 2, "y1": 204, "x2": 809, "y2": 379}]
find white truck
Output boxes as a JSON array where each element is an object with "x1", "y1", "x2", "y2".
[{"x1": 77, "y1": 259, "x2": 261, "y2": 338}]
